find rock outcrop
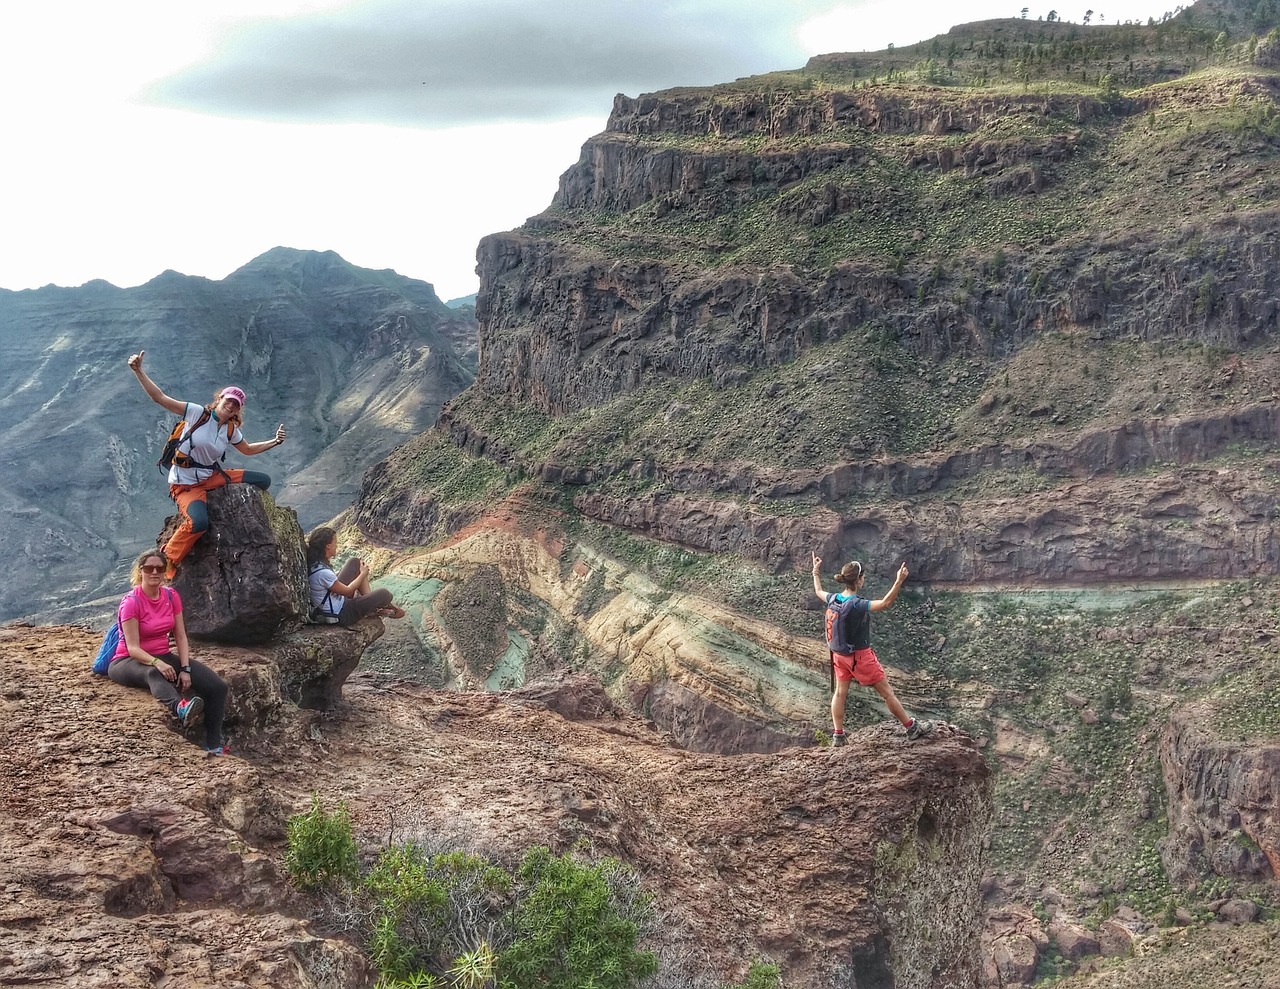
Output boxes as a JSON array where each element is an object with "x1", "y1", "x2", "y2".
[
  {"x1": 1159, "y1": 702, "x2": 1280, "y2": 885},
  {"x1": 164, "y1": 485, "x2": 311, "y2": 644}
]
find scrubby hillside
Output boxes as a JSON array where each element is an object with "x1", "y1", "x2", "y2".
[{"x1": 340, "y1": 1, "x2": 1279, "y2": 984}]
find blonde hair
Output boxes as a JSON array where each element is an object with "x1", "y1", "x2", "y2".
[{"x1": 130, "y1": 548, "x2": 169, "y2": 586}]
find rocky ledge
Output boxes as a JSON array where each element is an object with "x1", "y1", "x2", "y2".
[{"x1": 0, "y1": 620, "x2": 993, "y2": 988}]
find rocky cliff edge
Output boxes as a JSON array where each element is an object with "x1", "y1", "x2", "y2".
[{"x1": 0, "y1": 619, "x2": 992, "y2": 988}]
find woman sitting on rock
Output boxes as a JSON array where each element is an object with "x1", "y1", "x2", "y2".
[
  {"x1": 128, "y1": 349, "x2": 287, "y2": 577},
  {"x1": 306, "y1": 526, "x2": 406, "y2": 625},
  {"x1": 108, "y1": 548, "x2": 230, "y2": 756}
]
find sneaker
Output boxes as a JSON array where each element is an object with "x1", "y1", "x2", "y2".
[
  {"x1": 205, "y1": 745, "x2": 229, "y2": 757},
  {"x1": 906, "y1": 718, "x2": 936, "y2": 741},
  {"x1": 174, "y1": 695, "x2": 204, "y2": 727},
  {"x1": 832, "y1": 731, "x2": 848, "y2": 747}
]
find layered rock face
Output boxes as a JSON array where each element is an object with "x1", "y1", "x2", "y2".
[
  {"x1": 449, "y1": 71, "x2": 1280, "y2": 590},
  {"x1": 0, "y1": 247, "x2": 475, "y2": 623},
  {"x1": 1160, "y1": 702, "x2": 1280, "y2": 885},
  {"x1": 475, "y1": 90, "x2": 1280, "y2": 418}
]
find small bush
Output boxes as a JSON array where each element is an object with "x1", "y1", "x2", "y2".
[
  {"x1": 724, "y1": 959, "x2": 782, "y2": 989},
  {"x1": 285, "y1": 794, "x2": 360, "y2": 890},
  {"x1": 497, "y1": 847, "x2": 657, "y2": 989}
]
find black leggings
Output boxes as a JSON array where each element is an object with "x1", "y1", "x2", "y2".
[
  {"x1": 332, "y1": 558, "x2": 394, "y2": 626},
  {"x1": 108, "y1": 653, "x2": 228, "y2": 749}
]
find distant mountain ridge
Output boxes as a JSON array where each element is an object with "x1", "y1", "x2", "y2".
[{"x1": 0, "y1": 248, "x2": 476, "y2": 622}]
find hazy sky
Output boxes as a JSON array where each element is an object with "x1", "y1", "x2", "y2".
[{"x1": 1, "y1": 1, "x2": 1172, "y2": 302}]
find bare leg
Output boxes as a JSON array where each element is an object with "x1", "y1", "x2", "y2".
[
  {"x1": 872, "y1": 679, "x2": 912, "y2": 726},
  {"x1": 831, "y1": 679, "x2": 851, "y2": 733}
]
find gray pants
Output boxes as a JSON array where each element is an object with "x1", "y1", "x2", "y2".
[
  {"x1": 332, "y1": 558, "x2": 394, "y2": 626},
  {"x1": 108, "y1": 653, "x2": 228, "y2": 749}
]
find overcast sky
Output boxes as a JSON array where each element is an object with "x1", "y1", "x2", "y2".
[{"x1": 1, "y1": 1, "x2": 1173, "y2": 302}]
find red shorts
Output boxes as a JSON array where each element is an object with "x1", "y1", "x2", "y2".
[{"x1": 832, "y1": 647, "x2": 885, "y2": 687}]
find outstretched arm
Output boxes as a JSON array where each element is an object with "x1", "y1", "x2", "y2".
[
  {"x1": 870, "y1": 561, "x2": 909, "y2": 612},
  {"x1": 234, "y1": 422, "x2": 287, "y2": 456},
  {"x1": 811, "y1": 552, "x2": 827, "y2": 603},
  {"x1": 127, "y1": 351, "x2": 186, "y2": 415}
]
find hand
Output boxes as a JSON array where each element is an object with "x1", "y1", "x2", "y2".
[
  {"x1": 274, "y1": 423, "x2": 286, "y2": 444},
  {"x1": 158, "y1": 661, "x2": 177, "y2": 683},
  {"x1": 359, "y1": 561, "x2": 371, "y2": 578},
  {"x1": 128, "y1": 350, "x2": 145, "y2": 373},
  {"x1": 178, "y1": 671, "x2": 192, "y2": 692},
  {"x1": 811, "y1": 552, "x2": 822, "y2": 574},
  {"x1": 896, "y1": 561, "x2": 910, "y2": 583}
]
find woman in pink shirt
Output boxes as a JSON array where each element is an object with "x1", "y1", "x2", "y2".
[{"x1": 107, "y1": 549, "x2": 230, "y2": 755}]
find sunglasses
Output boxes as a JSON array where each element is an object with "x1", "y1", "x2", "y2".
[{"x1": 140, "y1": 564, "x2": 166, "y2": 574}]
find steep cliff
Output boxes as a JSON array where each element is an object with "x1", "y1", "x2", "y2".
[{"x1": 343, "y1": 4, "x2": 1280, "y2": 985}]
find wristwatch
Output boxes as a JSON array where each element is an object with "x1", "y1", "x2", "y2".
[{"x1": 180, "y1": 666, "x2": 192, "y2": 674}]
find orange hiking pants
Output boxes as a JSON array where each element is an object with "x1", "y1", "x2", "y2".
[{"x1": 164, "y1": 469, "x2": 269, "y2": 566}]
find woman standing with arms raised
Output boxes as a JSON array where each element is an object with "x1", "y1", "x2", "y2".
[{"x1": 129, "y1": 350, "x2": 287, "y2": 576}]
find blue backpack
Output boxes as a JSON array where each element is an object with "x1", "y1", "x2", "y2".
[
  {"x1": 91, "y1": 620, "x2": 123, "y2": 676},
  {"x1": 92, "y1": 588, "x2": 175, "y2": 675}
]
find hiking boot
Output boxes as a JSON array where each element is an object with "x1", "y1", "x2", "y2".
[
  {"x1": 164, "y1": 563, "x2": 179, "y2": 581},
  {"x1": 906, "y1": 718, "x2": 936, "y2": 741},
  {"x1": 175, "y1": 696, "x2": 203, "y2": 727},
  {"x1": 831, "y1": 731, "x2": 848, "y2": 747}
]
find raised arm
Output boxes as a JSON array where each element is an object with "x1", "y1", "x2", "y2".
[
  {"x1": 870, "y1": 561, "x2": 909, "y2": 612},
  {"x1": 127, "y1": 350, "x2": 186, "y2": 416},
  {"x1": 811, "y1": 552, "x2": 827, "y2": 603},
  {"x1": 233, "y1": 422, "x2": 287, "y2": 456}
]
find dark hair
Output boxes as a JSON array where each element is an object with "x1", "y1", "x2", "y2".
[
  {"x1": 130, "y1": 548, "x2": 169, "y2": 586},
  {"x1": 834, "y1": 561, "x2": 864, "y2": 586},
  {"x1": 306, "y1": 526, "x2": 337, "y2": 566}
]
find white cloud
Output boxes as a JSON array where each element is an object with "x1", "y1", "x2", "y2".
[{"x1": 0, "y1": 1, "x2": 1181, "y2": 301}]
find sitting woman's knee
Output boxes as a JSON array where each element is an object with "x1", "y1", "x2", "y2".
[
  {"x1": 242, "y1": 470, "x2": 272, "y2": 491},
  {"x1": 187, "y1": 501, "x2": 210, "y2": 534}
]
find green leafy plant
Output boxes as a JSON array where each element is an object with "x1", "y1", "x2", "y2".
[
  {"x1": 496, "y1": 847, "x2": 657, "y2": 989},
  {"x1": 723, "y1": 959, "x2": 782, "y2": 989},
  {"x1": 285, "y1": 793, "x2": 360, "y2": 890}
]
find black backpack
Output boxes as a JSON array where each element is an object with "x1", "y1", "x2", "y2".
[
  {"x1": 824, "y1": 594, "x2": 866, "y2": 692},
  {"x1": 824, "y1": 594, "x2": 863, "y2": 654},
  {"x1": 309, "y1": 563, "x2": 341, "y2": 624},
  {"x1": 157, "y1": 405, "x2": 232, "y2": 473}
]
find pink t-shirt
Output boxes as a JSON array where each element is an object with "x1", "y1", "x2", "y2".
[{"x1": 112, "y1": 587, "x2": 183, "y2": 660}]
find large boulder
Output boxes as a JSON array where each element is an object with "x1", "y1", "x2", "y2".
[{"x1": 162, "y1": 485, "x2": 309, "y2": 645}]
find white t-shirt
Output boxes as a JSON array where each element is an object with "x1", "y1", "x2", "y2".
[
  {"x1": 167, "y1": 402, "x2": 244, "y2": 485},
  {"x1": 309, "y1": 564, "x2": 344, "y2": 616}
]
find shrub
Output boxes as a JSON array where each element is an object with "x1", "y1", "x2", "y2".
[
  {"x1": 285, "y1": 793, "x2": 360, "y2": 890},
  {"x1": 724, "y1": 960, "x2": 782, "y2": 989},
  {"x1": 286, "y1": 801, "x2": 657, "y2": 989},
  {"x1": 496, "y1": 847, "x2": 658, "y2": 989}
]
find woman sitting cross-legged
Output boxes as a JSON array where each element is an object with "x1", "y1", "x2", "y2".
[
  {"x1": 306, "y1": 526, "x2": 405, "y2": 626},
  {"x1": 107, "y1": 549, "x2": 231, "y2": 756}
]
